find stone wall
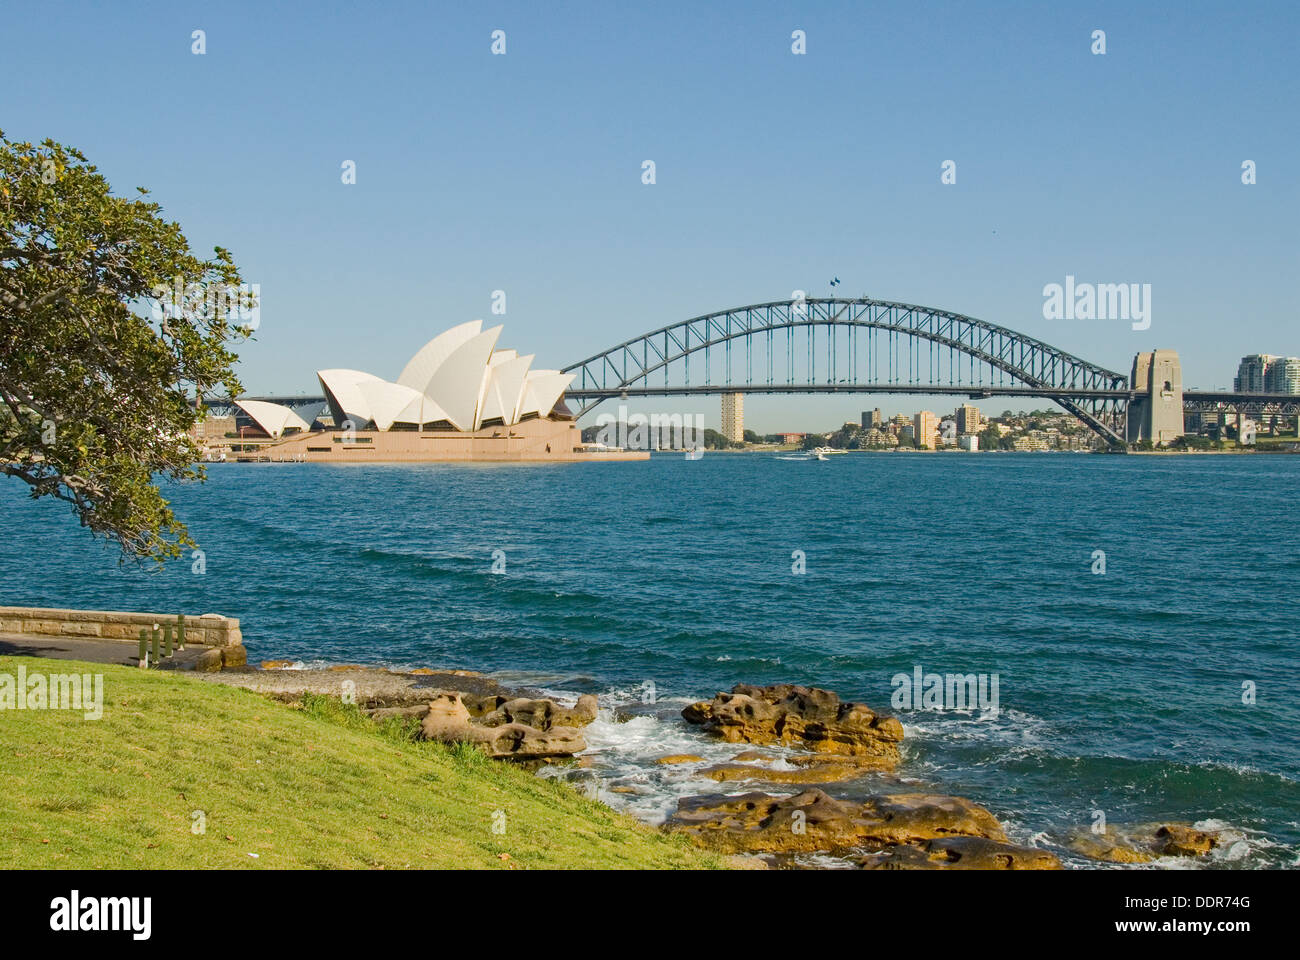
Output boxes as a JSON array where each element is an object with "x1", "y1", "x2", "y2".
[{"x1": 0, "y1": 606, "x2": 243, "y2": 648}]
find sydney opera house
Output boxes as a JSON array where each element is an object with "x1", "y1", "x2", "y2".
[{"x1": 231, "y1": 321, "x2": 643, "y2": 462}]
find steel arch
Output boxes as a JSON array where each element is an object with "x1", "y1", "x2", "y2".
[{"x1": 562, "y1": 298, "x2": 1130, "y2": 443}]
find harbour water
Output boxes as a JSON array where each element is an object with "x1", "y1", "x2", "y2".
[{"x1": 4, "y1": 453, "x2": 1298, "y2": 867}]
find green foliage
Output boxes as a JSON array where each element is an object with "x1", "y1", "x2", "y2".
[
  {"x1": 826, "y1": 422, "x2": 860, "y2": 449},
  {"x1": 0, "y1": 131, "x2": 250, "y2": 561}
]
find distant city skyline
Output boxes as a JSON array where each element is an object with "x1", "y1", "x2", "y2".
[{"x1": 6, "y1": 0, "x2": 1298, "y2": 432}]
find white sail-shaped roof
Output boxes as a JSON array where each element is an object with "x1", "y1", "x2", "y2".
[
  {"x1": 422, "y1": 325, "x2": 502, "y2": 431},
  {"x1": 312, "y1": 323, "x2": 567, "y2": 434},
  {"x1": 396, "y1": 320, "x2": 482, "y2": 393},
  {"x1": 318, "y1": 368, "x2": 383, "y2": 430},
  {"x1": 476, "y1": 354, "x2": 534, "y2": 428},
  {"x1": 355, "y1": 380, "x2": 426, "y2": 432},
  {"x1": 235, "y1": 399, "x2": 311, "y2": 438},
  {"x1": 391, "y1": 391, "x2": 450, "y2": 428},
  {"x1": 517, "y1": 370, "x2": 574, "y2": 420}
]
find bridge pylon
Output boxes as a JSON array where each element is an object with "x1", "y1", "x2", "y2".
[{"x1": 1126, "y1": 350, "x2": 1184, "y2": 446}]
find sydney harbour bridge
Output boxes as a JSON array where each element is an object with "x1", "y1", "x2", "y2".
[
  {"x1": 558, "y1": 298, "x2": 1295, "y2": 446},
  {"x1": 241, "y1": 297, "x2": 1298, "y2": 447}
]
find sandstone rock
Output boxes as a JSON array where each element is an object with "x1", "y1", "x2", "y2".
[
  {"x1": 221, "y1": 645, "x2": 247, "y2": 668},
  {"x1": 665, "y1": 787, "x2": 1005, "y2": 855},
  {"x1": 194, "y1": 648, "x2": 223, "y2": 672},
  {"x1": 260, "y1": 659, "x2": 295, "y2": 669},
  {"x1": 682, "y1": 684, "x2": 902, "y2": 765},
  {"x1": 1066, "y1": 829, "x2": 1156, "y2": 864},
  {"x1": 699, "y1": 755, "x2": 878, "y2": 785},
  {"x1": 860, "y1": 836, "x2": 1061, "y2": 870},
  {"x1": 668, "y1": 788, "x2": 866, "y2": 854},
  {"x1": 723, "y1": 854, "x2": 773, "y2": 870},
  {"x1": 854, "y1": 793, "x2": 1007, "y2": 845},
  {"x1": 1154, "y1": 824, "x2": 1218, "y2": 857},
  {"x1": 655, "y1": 754, "x2": 704, "y2": 765},
  {"x1": 472, "y1": 722, "x2": 587, "y2": 760},
  {"x1": 461, "y1": 693, "x2": 508, "y2": 717},
  {"x1": 417, "y1": 693, "x2": 587, "y2": 759},
  {"x1": 479, "y1": 696, "x2": 598, "y2": 731},
  {"x1": 571, "y1": 694, "x2": 599, "y2": 724},
  {"x1": 732, "y1": 750, "x2": 769, "y2": 763},
  {"x1": 1068, "y1": 823, "x2": 1219, "y2": 863},
  {"x1": 420, "y1": 693, "x2": 473, "y2": 741}
]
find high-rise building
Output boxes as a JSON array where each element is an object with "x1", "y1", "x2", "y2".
[
  {"x1": 861, "y1": 408, "x2": 883, "y2": 429},
  {"x1": 956, "y1": 404, "x2": 982, "y2": 435},
  {"x1": 1265, "y1": 357, "x2": 1300, "y2": 395},
  {"x1": 721, "y1": 392, "x2": 744, "y2": 443},
  {"x1": 913, "y1": 410, "x2": 940, "y2": 449},
  {"x1": 1234, "y1": 355, "x2": 1277, "y2": 393}
]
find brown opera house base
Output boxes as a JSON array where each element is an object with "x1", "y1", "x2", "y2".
[{"x1": 245, "y1": 417, "x2": 647, "y2": 463}]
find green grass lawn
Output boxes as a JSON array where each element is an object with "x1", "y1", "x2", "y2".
[{"x1": 0, "y1": 656, "x2": 718, "y2": 869}]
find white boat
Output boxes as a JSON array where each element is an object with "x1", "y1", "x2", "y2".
[{"x1": 775, "y1": 447, "x2": 832, "y2": 462}]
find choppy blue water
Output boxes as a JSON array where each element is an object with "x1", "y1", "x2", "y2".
[{"x1": 4, "y1": 453, "x2": 1298, "y2": 867}]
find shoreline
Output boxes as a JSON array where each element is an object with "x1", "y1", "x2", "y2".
[
  {"x1": 202, "y1": 656, "x2": 1245, "y2": 870},
  {"x1": 0, "y1": 610, "x2": 1276, "y2": 869}
]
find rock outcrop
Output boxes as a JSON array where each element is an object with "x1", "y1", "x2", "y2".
[
  {"x1": 470, "y1": 694, "x2": 599, "y2": 731},
  {"x1": 699, "y1": 753, "x2": 885, "y2": 785},
  {"x1": 1068, "y1": 823, "x2": 1221, "y2": 863},
  {"x1": 665, "y1": 787, "x2": 1006, "y2": 855},
  {"x1": 417, "y1": 693, "x2": 588, "y2": 760},
  {"x1": 682, "y1": 684, "x2": 902, "y2": 766},
  {"x1": 1153, "y1": 824, "x2": 1219, "y2": 857},
  {"x1": 860, "y1": 836, "x2": 1062, "y2": 870}
]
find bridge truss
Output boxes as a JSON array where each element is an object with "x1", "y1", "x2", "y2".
[{"x1": 562, "y1": 298, "x2": 1131, "y2": 444}]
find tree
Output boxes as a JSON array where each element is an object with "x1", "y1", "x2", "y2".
[
  {"x1": 1, "y1": 132, "x2": 250, "y2": 561},
  {"x1": 742, "y1": 429, "x2": 760, "y2": 443}
]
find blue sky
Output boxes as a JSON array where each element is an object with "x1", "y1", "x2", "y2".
[{"x1": 5, "y1": 1, "x2": 1297, "y2": 431}]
